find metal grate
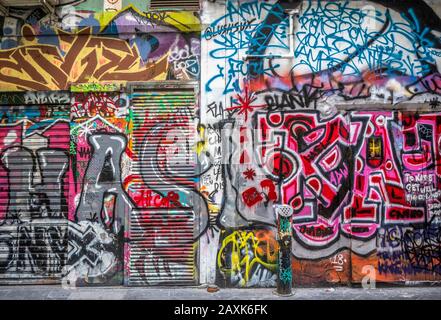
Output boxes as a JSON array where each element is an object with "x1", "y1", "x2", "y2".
[
  {"x1": 149, "y1": 0, "x2": 200, "y2": 10},
  {"x1": 128, "y1": 87, "x2": 197, "y2": 286},
  {"x1": 275, "y1": 205, "x2": 293, "y2": 218}
]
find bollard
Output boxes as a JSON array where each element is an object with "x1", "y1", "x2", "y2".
[{"x1": 273, "y1": 204, "x2": 294, "y2": 296}]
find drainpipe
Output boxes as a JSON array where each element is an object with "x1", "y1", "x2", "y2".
[
  {"x1": 242, "y1": 9, "x2": 299, "y2": 61},
  {"x1": 273, "y1": 204, "x2": 294, "y2": 296}
]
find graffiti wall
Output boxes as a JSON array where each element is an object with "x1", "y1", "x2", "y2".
[
  {"x1": 1, "y1": 0, "x2": 441, "y2": 288},
  {"x1": 200, "y1": 0, "x2": 441, "y2": 287},
  {"x1": 0, "y1": 0, "x2": 203, "y2": 285},
  {"x1": 0, "y1": 2, "x2": 201, "y2": 91}
]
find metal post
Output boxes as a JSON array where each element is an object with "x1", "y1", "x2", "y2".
[{"x1": 273, "y1": 205, "x2": 294, "y2": 296}]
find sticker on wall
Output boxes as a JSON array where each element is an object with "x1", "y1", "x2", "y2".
[{"x1": 104, "y1": 0, "x2": 122, "y2": 12}]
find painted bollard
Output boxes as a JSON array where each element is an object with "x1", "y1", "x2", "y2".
[{"x1": 274, "y1": 205, "x2": 294, "y2": 296}]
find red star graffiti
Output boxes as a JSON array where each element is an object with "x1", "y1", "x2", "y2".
[
  {"x1": 243, "y1": 168, "x2": 256, "y2": 181},
  {"x1": 226, "y1": 83, "x2": 265, "y2": 121}
]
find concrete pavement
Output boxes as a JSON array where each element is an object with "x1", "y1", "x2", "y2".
[{"x1": 0, "y1": 285, "x2": 439, "y2": 300}]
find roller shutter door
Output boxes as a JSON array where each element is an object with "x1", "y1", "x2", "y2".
[
  {"x1": 129, "y1": 87, "x2": 197, "y2": 286},
  {"x1": 0, "y1": 101, "x2": 70, "y2": 284}
]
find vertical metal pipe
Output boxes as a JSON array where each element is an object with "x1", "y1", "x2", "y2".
[{"x1": 274, "y1": 205, "x2": 294, "y2": 296}]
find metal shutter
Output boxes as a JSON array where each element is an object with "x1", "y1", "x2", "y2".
[
  {"x1": 149, "y1": 0, "x2": 200, "y2": 10},
  {"x1": 129, "y1": 87, "x2": 197, "y2": 286},
  {"x1": 0, "y1": 102, "x2": 70, "y2": 284}
]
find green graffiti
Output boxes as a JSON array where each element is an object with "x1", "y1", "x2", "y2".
[
  {"x1": 69, "y1": 141, "x2": 77, "y2": 155},
  {"x1": 280, "y1": 267, "x2": 292, "y2": 284},
  {"x1": 71, "y1": 83, "x2": 120, "y2": 93},
  {"x1": 71, "y1": 126, "x2": 80, "y2": 137},
  {"x1": 280, "y1": 217, "x2": 290, "y2": 233}
]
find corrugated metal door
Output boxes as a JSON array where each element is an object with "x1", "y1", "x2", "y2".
[
  {"x1": 128, "y1": 86, "x2": 197, "y2": 286},
  {"x1": 0, "y1": 100, "x2": 70, "y2": 284}
]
